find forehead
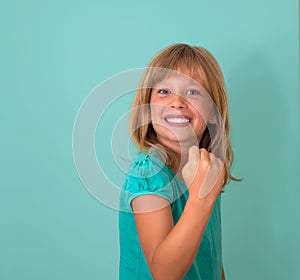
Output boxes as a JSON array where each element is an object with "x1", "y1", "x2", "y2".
[
  {"x1": 176, "y1": 66, "x2": 204, "y2": 83},
  {"x1": 152, "y1": 69, "x2": 205, "y2": 89}
]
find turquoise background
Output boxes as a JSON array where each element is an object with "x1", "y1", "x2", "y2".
[{"x1": 1, "y1": 0, "x2": 299, "y2": 279}]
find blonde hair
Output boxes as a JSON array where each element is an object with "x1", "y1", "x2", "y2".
[{"x1": 130, "y1": 43, "x2": 239, "y2": 187}]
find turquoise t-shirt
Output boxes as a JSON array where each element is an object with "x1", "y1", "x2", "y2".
[{"x1": 119, "y1": 152, "x2": 222, "y2": 280}]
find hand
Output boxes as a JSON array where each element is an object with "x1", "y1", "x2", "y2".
[{"x1": 182, "y1": 146, "x2": 225, "y2": 200}]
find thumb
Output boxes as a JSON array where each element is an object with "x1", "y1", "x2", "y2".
[
  {"x1": 188, "y1": 145, "x2": 200, "y2": 165},
  {"x1": 182, "y1": 146, "x2": 200, "y2": 186}
]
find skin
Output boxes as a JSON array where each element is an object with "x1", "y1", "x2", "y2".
[
  {"x1": 150, "y1": 74, "x2": 213, "y2": 160},
  {"x1": 132, "y1": 75, "x2": 226, "y2": 279}
]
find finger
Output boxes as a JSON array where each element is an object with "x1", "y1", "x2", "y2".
[
  {"x1": 182, "y1": 146, "x2": 200, "y2": 186},
  {"x1": 199, "y1": 148, "x2": 210, "y2": 171},
  {"x1": 209, "y1": 153, "x2": 225, "y2": 178},
  {"x1": 188, "y1": 145, "x2": 200, "y2": 165},
  {"x1": 199, "y1": 153, "x2": 222, "y2": 199}
]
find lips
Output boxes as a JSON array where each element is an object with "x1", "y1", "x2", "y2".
[{"x1": 164, "y1": 114, "x2": 191, "y2": 126}]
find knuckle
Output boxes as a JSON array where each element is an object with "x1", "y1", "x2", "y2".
[{"x1": 199, "y1": 158, "x2": 210, "y2": 170}]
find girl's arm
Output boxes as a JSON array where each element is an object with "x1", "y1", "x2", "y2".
[{"x1": 132, "y1": 148, "x2": 224, "y2": 280}]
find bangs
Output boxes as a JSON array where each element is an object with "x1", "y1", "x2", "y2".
[{"x1": 147, "y1": 44, "x2": 207, "y2": 87}]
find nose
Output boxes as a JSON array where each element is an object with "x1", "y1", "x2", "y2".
[{"x1": 169, "y1": 93, "x2": 188, "y2": 109}]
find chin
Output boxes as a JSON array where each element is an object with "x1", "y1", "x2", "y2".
[{"x1": 161, "y1": 136, "x2": 199, "y2": 150}]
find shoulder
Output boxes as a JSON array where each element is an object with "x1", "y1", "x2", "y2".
[
  {"x1": 128, "y1": 151, "x2": 167, "y2": 180},
  {"x1": 120, "y1": 152, "x2": 176, "y2": 208}
]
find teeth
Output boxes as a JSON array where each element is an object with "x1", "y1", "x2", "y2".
[{"x1": 166, "y1": 117, "x2": 190, "y2": 124}]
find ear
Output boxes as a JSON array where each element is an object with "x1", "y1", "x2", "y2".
[{"x1": 207, "y1": 113, "x2": 217, "y2": 125}]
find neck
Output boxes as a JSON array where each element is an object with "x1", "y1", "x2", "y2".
[{"x1": 157, "y1": 140, "x2": 193, "y2": 178}]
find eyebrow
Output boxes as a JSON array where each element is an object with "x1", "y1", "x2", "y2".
[{"x1": 153, "y1": 82, "x2": 203, "y2": 90}]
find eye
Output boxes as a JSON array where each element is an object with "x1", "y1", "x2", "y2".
[
  {"x1": 157, "y1": 88, "x2": 171, "y2": 95},
  {"x1": 186, "y1": 89, "x2": 201, "y2": 96}
]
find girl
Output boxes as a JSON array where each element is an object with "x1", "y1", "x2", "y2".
[{"x1": 119, "y1": 44, "x2": 237, "y2": 280}]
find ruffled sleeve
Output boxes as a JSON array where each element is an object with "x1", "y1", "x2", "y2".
[{"x1": 120, "y1": 152, "x2": 177, "y2": 211}]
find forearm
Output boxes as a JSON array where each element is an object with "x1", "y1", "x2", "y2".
[
  {"x1": 148, "y1": 199, "x2": 215, "y2": 279},
  {"x1": 135, "y1": 147, "x2": 224, "y2": 279}
]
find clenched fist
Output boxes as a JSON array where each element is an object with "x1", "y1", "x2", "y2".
[{"x1": 182, "y1": 146, "x2": 225, "y2": 199}]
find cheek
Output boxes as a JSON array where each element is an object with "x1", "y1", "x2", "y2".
[
  {"x1": 189, "y1": 98, "x2": 213, "y2": 124},
  {"x1": 150, "y1": 101, "x2": 166, "y2": 124},
  {"x1": 150, "y1": 103, "x2": 159, "y2": 123}
]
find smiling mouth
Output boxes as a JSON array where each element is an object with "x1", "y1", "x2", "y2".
[{"x1": 164, "y1": 116, "x2": 191, "y2": 124}]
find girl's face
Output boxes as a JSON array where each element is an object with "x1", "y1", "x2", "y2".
[{"x1": 150, "y1": 73, "x2": 214, "y2": 154}]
